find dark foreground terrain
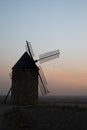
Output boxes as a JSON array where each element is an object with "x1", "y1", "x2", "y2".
[{"x1": 0, "y1": 104, "x2": 87, "y2": 130}]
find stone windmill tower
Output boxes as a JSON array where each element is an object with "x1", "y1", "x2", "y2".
[{"x1": 4, "y1": 41, "x2": 60, "y2": 105}]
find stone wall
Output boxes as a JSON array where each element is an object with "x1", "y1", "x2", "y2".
[{"x1": 11, "y1": 69, "x2": 38, "y2": 105}]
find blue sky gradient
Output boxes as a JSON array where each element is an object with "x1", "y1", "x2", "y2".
[{"x1": 0, "y1": 0, "x2": 87, "y2": 95}]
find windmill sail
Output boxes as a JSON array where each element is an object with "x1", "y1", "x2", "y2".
[
  {"x1": 26, "y1": 41, "x2": 34, "y2": 59},
  {"x1": 4, "y1": 79, "x2": 20, "y2": 103},
  {"x1": 4, "y1": 87, "x2": 11, "y2": 103},
  {"x1": 38, "y1": 49, "x2": 60, "y2": 63},
  {"x1": 38, "y1": 74, "x2": 49, "y2": 95},
  {"x1": 38, "y1": 75, "x2": 46, "y2": 95},
  {"x1": 39, "y1": 66, "x2": 48, "y2": 86},
  {"x1": 28, "y1": 42, "x2": 34, "y2": 57},
  {"x1": 38, "y1": 66, "x2": 49, "y2": 95}
]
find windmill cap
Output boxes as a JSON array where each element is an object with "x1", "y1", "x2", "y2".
[{"x1": 12, "y1": 52, "x2": 39, "y2": 70}]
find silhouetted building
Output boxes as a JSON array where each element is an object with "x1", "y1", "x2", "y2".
[{"x1": 11, "y1": 52, "x2": 39, "y2": 105}]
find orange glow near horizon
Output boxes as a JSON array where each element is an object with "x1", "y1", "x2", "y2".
[{"x1": 43, "y1": 65, "x2": 87, "y2": 95}]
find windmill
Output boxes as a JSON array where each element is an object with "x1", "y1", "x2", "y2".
[{"x1": 4, "y1": 41, "x2": 60, "y2": 105}]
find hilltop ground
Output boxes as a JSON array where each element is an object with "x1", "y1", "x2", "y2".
[{"x1": 0, "y1": 103, "x2": 87, "y2": 130}]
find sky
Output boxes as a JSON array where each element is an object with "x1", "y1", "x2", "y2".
[{"x1": 0, "y1": 0, "x2": 87, "y2": 96}]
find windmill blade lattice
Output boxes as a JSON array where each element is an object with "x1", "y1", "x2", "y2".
[
  {"x1": 39, "y1": 66, "x2": 48, "y2": 86},
  {"x1": 38, "y1": 75, "x2": 46, "y2": 95},
  {"x1": 26, "y1": 41, "x2": 34, "y2": 58},
  {"x1": 4, "y1": 87, "x2": 11, "y2": 103},
  {"x1": 38, "y1": 74, "x2": 49, "y2": 95},
  {"x1": 38, "y1": 49, "x2": 60, "y2": 63},
  {"x1": 28, "y1": 42, "x2": 34, "y2": 57},
  {"x1": 38, "y1": 66, "x2": 49, "y2": 95}
]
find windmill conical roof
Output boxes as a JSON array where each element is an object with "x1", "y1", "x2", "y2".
[{"x1": 12, "y1": 52, "x2": 38, "y2": 70}]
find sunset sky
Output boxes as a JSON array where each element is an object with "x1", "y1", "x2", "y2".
[{"x1": 0, "y1": 0, "x2": 87, "y2": 96}]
